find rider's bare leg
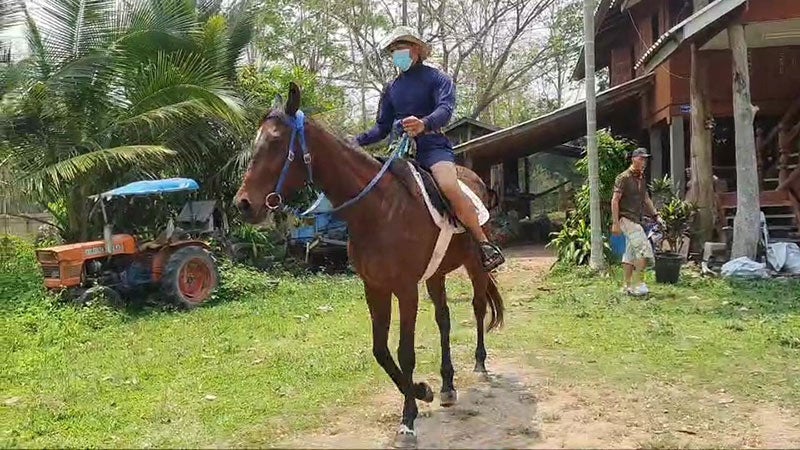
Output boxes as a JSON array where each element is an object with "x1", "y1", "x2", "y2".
[
  {"x1": 430, "y1": 162, "x2": 504, "y2": 271},
  {"x1": 430, "y1": 162, "x2": 485, "y2": 241}
]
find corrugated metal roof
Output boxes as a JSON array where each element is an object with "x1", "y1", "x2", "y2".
[{"x1": 455, "y1": 73, "x2": 654, "y2": 164}]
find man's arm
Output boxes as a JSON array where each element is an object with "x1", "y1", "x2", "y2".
[
  {"x1": 645, "y1": 194, "x2": 659, "y2": 218},
  {"x1": 356, "y1": 83, "x2": 395, "y2": 146},
  {"x1": 421, "y1": 71, "x2": 455, "y2": 131},
  {"x1": 611, "y1": 174, "x2": 624, "y2": 233},
  {"x1": 611, "y1": 191, "x2": 622, "y2": 231}
]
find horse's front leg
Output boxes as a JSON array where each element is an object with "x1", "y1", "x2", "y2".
[
  {"x1": 393, "y1": 283, "x2": 433, "y2": 448},
  {"x1": 365, "y1": 284, "x2": 404, "y2": 393}
]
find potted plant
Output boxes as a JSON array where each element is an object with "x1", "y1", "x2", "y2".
[
  {"x1": 649, "y1": 175, "x2": 675, "y2": 210},
  {"x1": 654, "y1": 197, "x2": 697, "y2": 284}
]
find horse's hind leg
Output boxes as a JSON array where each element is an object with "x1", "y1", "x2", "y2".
[
  {"x1": 465, "y1": 260, "x2": 489, "y2": 374},
  {"x1": 426, "y1": 275, "x2": 457, "y2": 407}
]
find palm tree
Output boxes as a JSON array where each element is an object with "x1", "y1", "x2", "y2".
[{"x1": 0, "y1": 0, "x2": 254, "y2": 241}]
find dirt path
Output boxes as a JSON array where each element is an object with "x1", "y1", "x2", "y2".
[{"x1": 277, "y1": 246, "x2": 800, "y2": 449}]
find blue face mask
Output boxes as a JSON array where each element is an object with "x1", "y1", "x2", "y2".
[{"x1": 392, "y1": 49, "x2": 413, "y2": 72}]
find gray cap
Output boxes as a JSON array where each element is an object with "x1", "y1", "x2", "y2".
[{"x1": 631, "y1": 147, "x2": 650, "y2": 158}]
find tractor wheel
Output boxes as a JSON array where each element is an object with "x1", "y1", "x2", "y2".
[
  {"x1": 161, "y1": 246, "x2": 219, "y2": 309},
  {"x1": 78, "y1": 286, "x2": 124, "y2": 309}
]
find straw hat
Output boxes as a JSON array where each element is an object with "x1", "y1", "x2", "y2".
[{"x1": 379, "y1": 26, "x2": 432, "y2": 60}]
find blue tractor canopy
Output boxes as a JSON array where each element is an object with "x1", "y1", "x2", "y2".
[{"x1": 93, "y1": 178, "x2": 200, "y2": 200}]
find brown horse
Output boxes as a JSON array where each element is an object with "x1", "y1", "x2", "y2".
[{"x1": 234, "y1": 83, "x2": 504, "y2": 448}]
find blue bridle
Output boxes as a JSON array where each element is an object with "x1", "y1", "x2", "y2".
[
  {"x1": 264, "y1": 110, "x2": 410, "y2": 214},
  {"x1": 264, "y1": 110, "x2": 312, "y2": 210}
]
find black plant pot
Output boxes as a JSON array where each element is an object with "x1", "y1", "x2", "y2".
[{"x1": 654, "y1": 252, "x2": 683, "y2": 284}]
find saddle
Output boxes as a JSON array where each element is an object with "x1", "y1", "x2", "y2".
[
  {"x1": 376, "y1": 156, "x2": 492, "y2": 281},
  {"x1": 377, "y1": 157, "x2": 458, "y2": 225}
]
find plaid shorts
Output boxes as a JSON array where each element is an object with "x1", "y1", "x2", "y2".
[{"x1": 620, "y1": 217, "x2": 654, "y2": 266}]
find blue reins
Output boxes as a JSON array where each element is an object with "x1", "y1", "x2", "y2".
[{"x1": 265, "y1": 112, "x2": 411, "y2": 215}]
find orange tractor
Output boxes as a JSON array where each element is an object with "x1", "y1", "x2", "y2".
[{"x1": 35, "y1": 178, "x2": 222, "y2": 308}]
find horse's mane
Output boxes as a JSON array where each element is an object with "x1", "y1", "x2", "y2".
[
  {"x1": 258, "y1": 108, "x2": 420, "y2": 200},
  {"x1": 309, "y1": 117, "x2": 420, "y2": 200}
]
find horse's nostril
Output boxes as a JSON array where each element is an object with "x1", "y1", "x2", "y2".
[{"x1": 237, "y1": 198, "x2": 252, "y2": 213}]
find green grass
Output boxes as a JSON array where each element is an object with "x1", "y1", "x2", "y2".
[
  {"x1": 495, "y1": 265, "x2": 800, "y2": 406},
  {"x1": 2, "y1": 270, "x2": 376, "y2": 447},
  {"x1": 3, "y1": 234, "x2": 800, "y2": 447},
  {"x1": 0, "y1": 237, "x2": 480, "y2": 448}
]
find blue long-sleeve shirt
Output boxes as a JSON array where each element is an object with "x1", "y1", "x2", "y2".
[{"x1": 357, "y1": 63, "x2": 456, "y2": 153}]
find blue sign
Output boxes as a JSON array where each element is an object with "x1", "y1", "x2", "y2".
[{"x1": 680, "y1": 104, "x2": 691, "y2": 113}]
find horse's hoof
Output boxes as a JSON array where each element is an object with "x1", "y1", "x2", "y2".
[
  {"x1": 440, "y1": 389, "x2": 458, "y2": 407},
  {"x1": 415, "y1": 382, "x2": 434, "y2": 403},
  {"x1": 473, "y1": 365, "x2": 489, "y2": 381},
  {"x1": 393, "y1": 425, "x2": 417, "y2": 449}
]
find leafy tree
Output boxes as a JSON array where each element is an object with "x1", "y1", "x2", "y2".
[{"x1": 0, "y1": 0, "x2": 253, "y2": 241}]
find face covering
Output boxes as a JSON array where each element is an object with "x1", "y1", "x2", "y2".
[{"x1": 392, "y1": 49, "x2": 413, "y2": 72}]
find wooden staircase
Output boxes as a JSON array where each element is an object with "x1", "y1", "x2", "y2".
[{"x1": 718, "y1": 98, "x2": 800, "y2": 244}]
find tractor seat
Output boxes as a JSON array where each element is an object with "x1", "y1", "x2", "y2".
[
  {"x1": 138, "y1": 219, "x2": 187, "y2": 251},
  {"x1": 139, "y1": 240, "x2": 164, "y2": 251}
]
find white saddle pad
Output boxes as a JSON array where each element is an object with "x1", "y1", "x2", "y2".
[{"x1": 407, "y1": 162, "x2": 490, "y2": 282}]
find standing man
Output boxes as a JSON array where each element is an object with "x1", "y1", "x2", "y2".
[
  {"x1": 611, "y1": 148, "x2": 660, "y2": 296},
  {"x1": 356, "y1": 26, "x2": 505, "y2": 272}
]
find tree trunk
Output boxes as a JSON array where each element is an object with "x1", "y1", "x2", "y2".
[
  {"x1": 688, "y1": 42, "x2": 716, "y2": 251},
  {"x1": 66, "y1": 187, "x2": 89, "y2": 243},
  {"x1": 583, "y1": 0, "x2": 605, "y2": 269},
  {"x1": 728, "y1": 22, "x2": 761, "y2": 260}
]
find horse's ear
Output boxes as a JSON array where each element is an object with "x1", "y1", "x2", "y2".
[
  {"x1": 285, "y1": 82, "x2": 301, "y2": 117},
  {"x1": 271, "y1": 94, "x2": 284, "y2": 111}
]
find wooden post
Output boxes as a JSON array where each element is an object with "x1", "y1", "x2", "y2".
[
  {"x1": 688, "y1": 40, "x2": 716, "y2": 250},
  {"x1": 778, "y1": 122, "x2": 800, "y2": 185},
  {"x1": 669, "y1": 116, "x2": 686, "y2": 195},
  {"x1": 728, "y1": 22, "x2": 761, "y2": 260},
  {"x1": 649, "y1": 126, "x2": 664, "y2": 179},
  {"x1": 754, "y1": 127, "x2": 764, "y2": 184},
  {"x1": 491, "y1": 163, "x2": 504, "y2": 209}
]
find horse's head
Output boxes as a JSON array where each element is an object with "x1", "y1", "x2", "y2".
[{"x1": 235, "y1": 82, "x2": 307, "y2": 223}]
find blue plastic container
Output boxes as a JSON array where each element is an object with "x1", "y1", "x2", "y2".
[{"x1": 610, "y1": 234, "x2": 627, "y2": 257}]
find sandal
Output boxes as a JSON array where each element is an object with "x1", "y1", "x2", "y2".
[{"x1": 479, "y1": 241, "x2": 505, "y2": 272}]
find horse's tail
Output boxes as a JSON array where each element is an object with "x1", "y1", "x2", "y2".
[{"x1": 486, "y1": 273, "x2": 505, "y2": 332}]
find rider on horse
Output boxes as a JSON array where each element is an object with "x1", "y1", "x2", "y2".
[{"x1": 356, "y1": 26, "x2": 506, "y2": 272}]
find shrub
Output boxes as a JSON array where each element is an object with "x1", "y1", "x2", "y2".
[
  {"x1": 549, "y1": 131, "x2": 633, "y2": 265},
  {"x1": 0, "y1": 234, "x2": 53, "y2": 311},
  {"x1": 212, "y1": 260, "x2": 280, "y2": 303}
]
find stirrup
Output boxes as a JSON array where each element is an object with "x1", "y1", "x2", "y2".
[{"x1": 479, "y1": 242, "x2": 505, "y2": 272}]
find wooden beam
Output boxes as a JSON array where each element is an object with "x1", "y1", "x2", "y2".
[{"x1": 728, "y1": 21, "x2": 761, "y2": 260}]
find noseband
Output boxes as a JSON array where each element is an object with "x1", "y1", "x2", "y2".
[{"x1": 262, "y1": 110, "x2": 411, "y2": 214}]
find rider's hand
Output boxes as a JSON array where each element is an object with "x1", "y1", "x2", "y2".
[
  {"x1": 401, "y1": 116, "x2": 425, "y2": 137},
  {"x1": 611, "y1": 222, "x2": 621, "y2": 235}
]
